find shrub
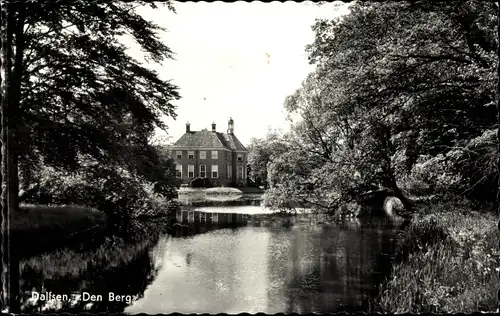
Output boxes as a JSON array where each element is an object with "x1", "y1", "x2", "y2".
[
  {"x1": 399, "y1": 154, "x2": 461, "y2": 196},
  {"x1": 20, "y1": 164, "x2": 177, "y2": 219},
  {"x1": 189, "y1": 177, "x2": 212, "y2": 188}
]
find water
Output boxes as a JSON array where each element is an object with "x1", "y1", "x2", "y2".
[{"x1": 19, "y1": 194, "x2": 402, "y2": 313}]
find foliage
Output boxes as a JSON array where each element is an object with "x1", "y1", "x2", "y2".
[
  {"x1": 446, "y1": 129, "x2": 498, "y2": 202},
  {"x1": 189, "y1": 177, "x2": 212, "y2": 188},
  {"x1": 398, "y1": 154, "x2": 462, "y2": 196},
  {"x1": 247, "y1": 130, "x2": 289, "y2": 189},
  {"x1": 374, "y1": 209, "x2": 498, "y2": 313},
  {"x1": 3, "y1": 1, "x2": 181, "y2": 217},
  {"x1": 263, "y1": 0, "x2": 497, "y2": 214},
  {"x1": 20, "y1": 162, "x2": 177, "y2": 219}
]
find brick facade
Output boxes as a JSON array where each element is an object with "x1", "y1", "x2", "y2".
[{"x1": 171, "y1": 118, "x2": 248, "y2": 187}]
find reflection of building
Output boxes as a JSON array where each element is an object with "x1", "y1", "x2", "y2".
[
  {"x1": 175, "y1": 209, "x2": 248, "y2": 225},
  {"x1": 171, "y1": 118, "x2": 248, "y2": 187}
]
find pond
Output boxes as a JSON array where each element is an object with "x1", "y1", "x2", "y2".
[{"x1": 19, "y1": 194, "x2": 403, "y2": 313}]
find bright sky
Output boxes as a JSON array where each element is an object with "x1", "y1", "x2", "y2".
[{"x1": 128, "y1": 1, "x2": 351, "y2": 146}]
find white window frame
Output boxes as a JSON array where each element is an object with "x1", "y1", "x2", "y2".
[
  {"x1": 227, "y1": 165, "x2": 231, "y2": 179},
  {"x1": 188, "y1": 211, "x2": 194, "y2": 223},
  {"x1": 188, "y1": 165, "x2": 194, "y2": 178},
  {"x1": 200, "y1": 165, "x2": 206, "y2": 178},
  {"x1": 175, "y1": 165, "x2": 182, "y2": 178},
  {"x1": 188, "y1": 151, "x2": 194, "y2": 160},
  {"x1": 211, "y1": 165, "x2": 218, "y2": 178},
  {"x1": 200, "y1": 151, "x2": 206, "y2": 159},
  {"x1": 211, "y1": 150, "x2": 218, "y2": 159},
  {"x1": 176, "y1": 151, "x2": 182, "y2": 159},
  {"x1": 238, "y1": 166, "x2": 244, "y2": 179}
]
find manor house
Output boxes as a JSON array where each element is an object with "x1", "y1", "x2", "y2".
[{"x1": 171, "y1": 118, "x2": 248, "y2": 187}]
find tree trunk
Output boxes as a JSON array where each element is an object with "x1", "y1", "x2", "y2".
[
  {"x1": 384, "y1": 166, "x2": 414, "y2": 211},
  {"x1": 391, "y1": 181, "x2": 414, "y2": 211},
  {"x1": 1, "y1": 7, "x2": 14, "y2": 312},
  {"x1": 2, "y1": 2, "x2": 25, "y2": 313},
  {"x1": 495, "y1": 1, "x2": 500, "y2": 311}
]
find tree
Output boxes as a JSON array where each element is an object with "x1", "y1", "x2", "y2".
[
  {"x1": 307, "y1": 1, "x2": 497, "y2": 174},
  {"x1": 247, "y1": 131, "x2": 290, "y2": 189},
  {"x1": 247, "y1": 138, "x2": 272, "y2": 188},
  {"x1": 265, "y1": 0, "x2": 498, "y2": 213},
  {"x1": 1, "y1": 1, "x2": 180, "y2": 311}
]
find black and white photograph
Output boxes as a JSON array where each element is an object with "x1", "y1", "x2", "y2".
[{"x1": 2, "y1": 0, "x2": 500, "y2": 313}]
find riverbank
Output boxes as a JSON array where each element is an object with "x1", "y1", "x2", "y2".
[
  {"x1": 178, "y1": 186, "x2": 265, "y2": 195},
  {"x1": 12, "y1": 204, "x2": 174, "y2": 259},
  {"x1": 12, "y1": 204, "x2": 108, "y2": 258},
  {"x1": 373, "y1": 199, "x2": 498, "y2": 313}
]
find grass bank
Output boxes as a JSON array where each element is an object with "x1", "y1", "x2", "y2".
[
  {"x1": 372, "y1": 199, "x2": 498, "y2": 313},
  {"x1": 13, "y1": 204, "x2": 108, "y2": 258}
]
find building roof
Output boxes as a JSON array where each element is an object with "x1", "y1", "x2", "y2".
[
  {"x1": 172, "y1": 129, "x2": 247, "y2": 151},
  {"x1": 223, "y1": 133, "x2": 247, "y2": 151}
]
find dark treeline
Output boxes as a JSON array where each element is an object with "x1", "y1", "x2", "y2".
[{"x1": 248, "y1": 1, "x2": 498, "y2": 215}]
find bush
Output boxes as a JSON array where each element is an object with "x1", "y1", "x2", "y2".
[
  {"x1": 189, "y1": 177, "x2": 212, "y2": 188},
  {"x1": 399, "y1": 154, "x2": 461, "y2": 196},
  {"x1": 20, "y1": 164, "x2": 177, "y2": 219}
]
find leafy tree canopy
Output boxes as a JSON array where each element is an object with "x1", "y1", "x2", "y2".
[{"x1": 3, "y1": 1, "x2": 181, "y2": 201}]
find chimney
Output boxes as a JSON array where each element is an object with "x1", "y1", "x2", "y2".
[
  {"x1": 227, "y1": 117, "x2": 234, "y2": 134},
  {"x1": 186, "y1": 122, "x2": 190, "y2": 133},
  {"x1": 211, "y1": 122, "x2": 216, "y2": 132}
]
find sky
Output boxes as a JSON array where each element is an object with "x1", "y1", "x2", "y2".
[{"x1": 126, "y1": 1, "x2": 351, "y2": 146}]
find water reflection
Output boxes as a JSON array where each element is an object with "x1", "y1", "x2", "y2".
[
  {"x1": 20, "y1": 237, "x2": 159, "y2": 313},
  {"x1": 126, "y1": 214, "x2": 399, "y2": 314},
  {"x1": 19, "y1": 196, "x2": 400, "y2": 314},
  {"x1": 176, "y1": 192, "x2": 263, "y2": 207}
]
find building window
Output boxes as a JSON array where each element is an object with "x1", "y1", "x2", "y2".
[
  {"x1": 188, "y1": 151, "x2": 194, "y2": 159},
  {"x1": 211, "y1": 150, "x2": 218, "y2": 159},
  {"x1": 237, "y1": 153, "x2": 243, "y2": 161},
  {"x1": 176, "y1": 151, "x2": 182, "y2": 159},
  {"x1": 200, "y1": 151, "x2": 206, "y2": 159},
  {"x1": 211, "y1": 165, "x2": 218, "y2": 178},
  {"x1": 175, "y1": 165, "x2": 182, "y2": 178},
  {"x1": 212, "y1": 213, "x2": 218, "y2": 224},
  {"x1": 238, "y1": 166, "x2": 243, "y2": 179},
  {"x1": 227, "y1": 165, "x2": 231, "y2": 179},
  {"x1": 188, "y1": 211, "x2": 194, "y2": 223},
  {"x1": 200, "y1": 165, "x2": 206, "y2": 178},
  {"x1": 188, "y1": 165, "x2": 194, "y2": 178}
]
